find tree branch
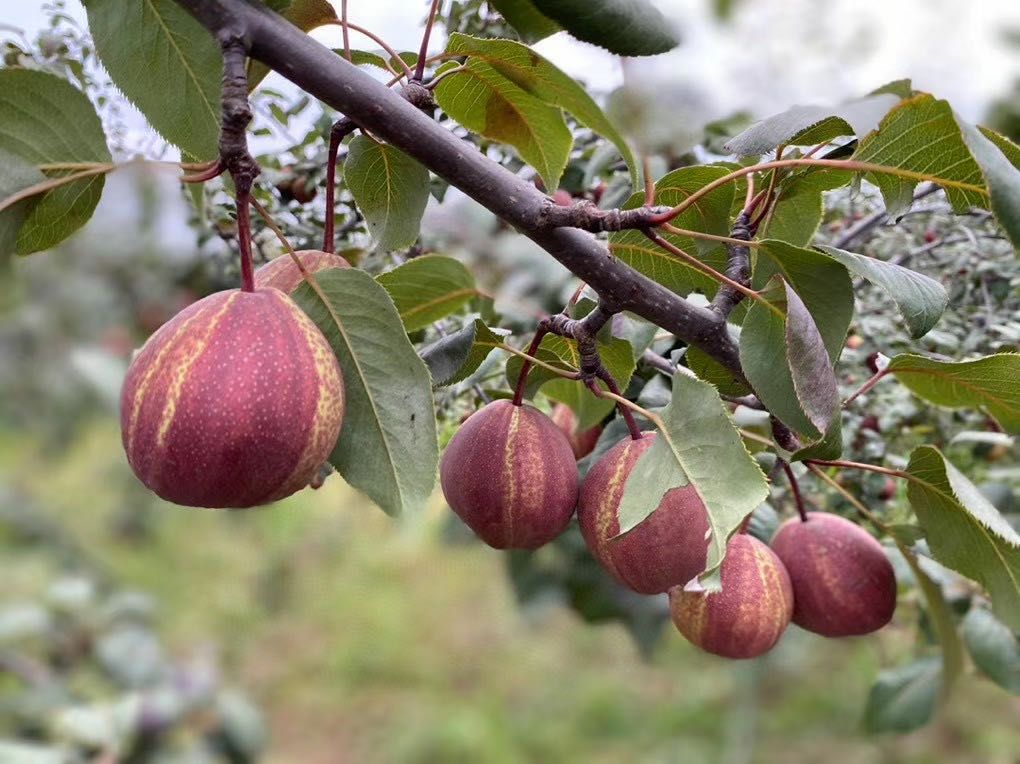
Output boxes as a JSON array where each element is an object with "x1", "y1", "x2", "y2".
[
  {"x1": 710, "y1": 211, "x2": 754, "y2": 316},
  {"x1": 171, "y1": 0, "x2": 741, "y2": 375}
]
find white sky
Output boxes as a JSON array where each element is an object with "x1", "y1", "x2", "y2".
[{"x1": 3, "y1": 1, "x2": 1018, "y2": 141}]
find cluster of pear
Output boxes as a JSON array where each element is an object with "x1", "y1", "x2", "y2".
[
  {"x1": 441, "y1": 401, "x2": 897, "y2": 658},
  {"x1": 120, "y1": 251, "x2": 349, "y2": 508}
]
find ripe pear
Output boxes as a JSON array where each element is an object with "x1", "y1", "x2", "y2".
[
  {"x1": 254, "y1": 249, "x2": 350, "y2": 294},
  {"x1": 670, "y1": 534, "x2": 793, "y2": 659},
  {"x1": 770, "y1": 512, "x2": 896, "y2": 637},
  {"x1": 440, "y1": 400, "x2": 579, "y2": 549},
  {"x1": 577, "y1": 433, "x2": 709, "y2": 594},
  {"x1": 550, "y1": 403, "x2": 602, "y2": 459},
  {"x1": 121, "y1": 288, "x2": 344, "y2": 508}
]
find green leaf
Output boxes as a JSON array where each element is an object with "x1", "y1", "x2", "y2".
[
  {"x1": 344, "y1": 136, "x2": 430, "y2": 252},
  {"x1": 740, "y1": 277, "x2": 841, "y2": 440},
  {"x1": 530, "y1": 0, "x2": 680, "y2": 56},
  {"x1": 896, "y1": 543, "x2": 964, "y2": 695},
  {"x1": 863, "y1": 657, "x2": 942, "y2": 734},
  {"x1": 291, "y1": 269, "x2": 439, "y2": 516},
  {"x1": 760, "y1": 169, "x2": 853, "y2": 247},
  {"x1": 961, "y1": 607, "x2": 1020, "y2": 694},
  {"x1": 753, "y1": 240, "x2": 854, "y2": 361},
  {"x1": 887, "y1": 353, "x2": 1020, "y2": 433},
  {"x1": 816, "y1": 245, "x2": 948, "y2": 338},
  {"x1": 980, "y1": 126, "x2": 1020, "y2": 170},
  {"x1": 0, "y1": 69, "x2": 111, "y2": 255},
  {"x1": 376, "y1": 255, "x2": 479, "y2": 332},
  {"x1": 84, "y1": 0, "x2": 221, "y2": 159},
  {"x1": 434, "y1": 59, "x2": 572, "y2": 191},
  {"x1": 248, "y1": 0, "x2": 338, "y2": 88},
  {"x1": 0, "y1": 149, "x2": 45, "y2": 266},
  {"x1": 724, "y1": 92, "x2": 901, "y2": 156},
  {"x1": 955, "y1": 117, "x2": 1020, "y2": 249},
  {"x1": 686, "y1": 345, "x2": 751, "y2": 397},
  {"x1": 419, "y1": 320, "x2": 503, "y2": 386},
  {"x1": 616, "y1": 374, "x2": 769, "y2": 590},
  {"x1": 505, "y1": 334, "x2": 636, "y2": 429},
  {"x1": 489, "y1": 0, "x2": 561, "y2": 43},
  {"x1": 608, "y1": 165, "x2": 735, "y2": 297},
  {"x1": 445, "y1": 33, "x2": 636, "y2": 185},
  {"x1": 905, "y1": 446, "x2": 1020, "y2": 631},
  {"x1": 853, "y1": 94, "x2": 986, "y2": 218}
]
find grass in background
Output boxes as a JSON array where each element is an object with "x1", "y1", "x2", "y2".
[{"x1": 2, "y1": 423, "x2": 1018, "y2": 764}]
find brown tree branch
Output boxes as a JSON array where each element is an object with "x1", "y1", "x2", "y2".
[{"x1": 171, "y1": 0, "x2": 742, "y2": 376}]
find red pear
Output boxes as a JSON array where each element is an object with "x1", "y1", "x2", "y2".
[
  {"x1": 770, "y1": 512, "x2": 896, "y2": 637},
  {"x1": 440, "y1": 400, "x2": 578, "y2": 549},
  {"x1": 670, "y1": 534, "x2": 793, "y2": 659},
  {"x1": 577, "y1": 433, "x2": 710, "y2": 594},
  {"x1": 253, "y1": 249, "x2": 350, "y2": 294},
  {"x1": 120, "y1": 288, "x2": 345, "y2": 508},
  {"x1": 550, "y1": 403, "x2": 602, "y2": 459}
]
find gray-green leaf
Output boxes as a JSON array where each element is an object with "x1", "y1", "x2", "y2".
[
  {"x1": 863, "y1": 657, "x2": 942, "y2": 734},
  {"x1": 530, "y1": 0, "x2": 681, "y2": 57},
  {"x1": 725, "y1": 92, "x2": 901, "y2": 156},
  {"x1": 817, "y1": 245, "x2": 948, "y2": 338},
  {"x1": 961, "y1": 607, "x2": 1020, "y2": 694},
  {"x1": 905, "y1": 446, "x2": 1020, "y2": 631},
  {"x1": 344, "y1": 136, "x2": 430, "y2": 252},
  {"x1": 445, "y1": 33, "x2": 636, "y2": 184},
  {"x1": 0, "y1": 69, "x2": 111, "y2": 256},
  {"x1": 489, "y1": 0, "x2": 561, "y2": 43},
  {"x1": 887, "y1": 353, "x2": 1020, "y2": 433},
  {"x1": 434, "y1": 59, "x2": 572, "y2": 191},
  {"x1": 376, "y1": 255, "x2": 479, "y2": 332},
  {"x1": 292, "y1": 269, "x2": 438, "y2": 516},
  {"x1": 84, "y1": 0, "x2": 221, "y2": 159}
]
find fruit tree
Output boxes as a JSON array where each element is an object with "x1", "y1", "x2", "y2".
[{"x1": 2, "y1": 0, "x2": 1019, "y2": 733}]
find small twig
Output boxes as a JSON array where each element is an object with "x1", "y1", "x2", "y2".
[
  {"x1": 647, "y1": 161, "x2": 982, "y2": 228},
  {"x1": 710, "y1": 211, "x2": 754, "y2": 317},
  {"x1": 512, "y1": 327, "x2": 550, "y2": 406},
  {"x1": 540, "y1": 199, "x2": 672, "y2": 232},
  {"x1": 424, "y1": 63, "x2": 466, "y2": 91},
  {"x1": 805, "y1": 463, "x2": 891, "y2": 533},
  {"x1": 324, "y1": 20, "x2": 414, "y2": 79},
  {"x1": 415, "y1": 0, "x2": 442, "y2": 81},
  {"x1": 340, "y1": 0, "x2": 352, "y2": 62},
  {"x1": 843, "y1": 368, "x2": 890, "y2": 407},
  {"x1": 324, "y1": 117, "x2": 358, "y2": 253},
  {"x1": 660, "y1": 224, "x2": 761, "y2": 250},
  {"x1": 0, "y1": 164, "x2": 116, "y2": 214},
  {"x1": 642, "y1": 154, "x2": 655, "y2": 207},
  {"x1": 804, "y1": 459, "x2": 908, "y2": 479},
  {"x1": 780, "y1": 461, "x2": 808, "y2": 522},
  {"x1": 643, "y1": 229, "x2": 768, "y2": 312},
  {"x1": 180, "y1": 159, "x2": 224, "y2": 183},
  {"x1": 217, "y1": 33, "x2": 261, "y2": 292}
]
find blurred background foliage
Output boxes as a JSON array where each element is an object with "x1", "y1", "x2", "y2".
[{"x1": 1, "y1": 1, "x2": 1019, "y2": 762}]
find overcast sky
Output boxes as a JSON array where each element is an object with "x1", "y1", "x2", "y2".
[{"x1": 4, "y1": 1, "x2": 1018, "y2": 142}]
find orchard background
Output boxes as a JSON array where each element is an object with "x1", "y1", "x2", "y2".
[{"x1": 1, "y1": 1, "x2": 1020, "y2": 762}]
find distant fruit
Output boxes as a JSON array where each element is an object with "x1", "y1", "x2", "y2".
[
  {"x1": 577, "y1": 433, "x2": 710, "y2": 594},
  {"x1": 770, "y1": 512, "x2": 896, "y2": 637},
  {"x1": 550, "y1": 403, "x2": 602, "y2": 459},
  {"x1": 845, "y1": 334, "x2": 863, "y2": 350},
  {"x1": 670, "y1": 534, "x2": 793, "y2": 659},
  {"x1": 120, "y1": 288, "x2": 345, "y2": 508},
  {"x1": 254, "y1": 250, "x2": 350, "y2": 294},
  {"x1": 440, "y1": 400, "x2": 578, "y2": 549}
]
